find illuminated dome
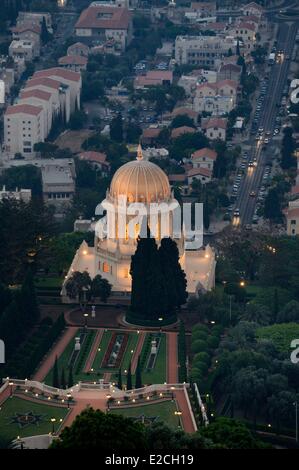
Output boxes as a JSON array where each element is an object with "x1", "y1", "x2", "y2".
[{"x1": 109, "y1": 145, "x2": 171, "y2": 204}]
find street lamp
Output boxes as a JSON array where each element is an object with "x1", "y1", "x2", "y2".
[
  {"x1": 9, "y1": 381, "x2": 14, "y2": 398},
  {"x1": 67, "y1": 393, "x2": 71, "y2": 409},
  {"x1": 84, "y1": 313, "x2": 89, "y2": 329},
  {"x1": 51, "y1": 418, "x2": 56, "y2": 434},
  {"x1": 174, "y1": 411, "x2": 182, "y2": 428},
  {"x1": 240, "y1": 280, "x2": 245, "y2": 287}
]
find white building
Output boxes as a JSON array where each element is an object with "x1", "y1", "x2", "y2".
[
  {"x1": 9, "y1": 40, "x2": 37, "y2": 61},
  {"x1": 175, "y1": 35, "x2": 235, "y2": 69},
  {"x1": 0, "y1": 185, "x2": 31, "y2": 202},
  {"x1": 62, "y1": 147, "x2": 216, "y2": 297},
  {"x1": 19, "y1": 88, "x2": 54, "y2": 136},
  {"x1": 42, "y1": 163, "x2": 75, "y2": 217},
  {"x1": 32, "y1": 68, "x2": 82, "y2": 114},
  {"x1": 4, "y1": 104, "x2": 45, "y2": 157},
  {"x1": 17, "y1": 12, "x2": 53, "y2": 34},
  {"x1": 75, "y1": 4, "x2": 133, "y2": 51},
  {"x1": 191, "y1": 147, "x2": 217, "y2": 171},
  {"x1": 202, "y1": 117, "x2": 227, "y2": 141},
  {"x1": 25, "y1": 76, "x2": 71, "y2": 124},
  {"x1": 194, "y1": 79, "x2": 238, "y2": 115},
  {"x1": 11, "y1": 24, "x2": 41, "y2": 56}
]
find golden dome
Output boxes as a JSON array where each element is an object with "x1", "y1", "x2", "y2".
[{"x1": 109, "y1": 148, "x2": 171, "y2": 204}]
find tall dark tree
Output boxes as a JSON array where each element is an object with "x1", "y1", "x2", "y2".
[
  {"x1": 68, "y1": 365, "x2": 74, "y2": 388},
  {"x1": 110, "y1": 113, "x2": 123, "y2": 142},
  {"x1": 20, "y1": 268, "x2": 40, "y2": 326},
  {"x1": 61, "y1": 367, "x2": 66, "y2": 390},
  {"x1": 130, "y1": 231, "x2": 168, "y2": 321},
  {"x1": 117, "y1": 368, "x2": 122, "y2": 390},
  {"x1": 159, "y1": 238, "x2": 188, "y2": 314},
  {"x1": 41, "y1": 16, "x2": 50, "y2": 44},
  {"x1": 0, "y1": 300, "x2": 23, "y2": 358},
  {"x1": 53, "y1": 356, "x2": 60, "y2": 389},
  {"x1": 280, "y1": 127, "x2": 296, "y2": 170},
  {"x1": 127, "y1": 361, "x2": 132, "y2": 391},
  {"x1": 135, "y1": 356, "x2": 142, "y2": 389}
]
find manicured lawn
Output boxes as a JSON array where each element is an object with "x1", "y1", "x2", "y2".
[
  {"x1": 110, "y1": 400, "x2": 179, "y2": 429},
  {"x1": 35, "y1": 277, "x2": 63, "y2": 289},
  {"x1": 0, "y1": 397, "x2": 68, "y2": 441},
  {"x1": 121, "y1": 332, "x2": 140, "y2": 371},
  {"x1": 142, "y1": 334, "x2": 167, "y2": 385},
  {"x1": 92, "y1": 330, "x2": 112, "y2": 371},
  {"x1": 256, "y1": 323, "x2": 299, "y2": 355}
]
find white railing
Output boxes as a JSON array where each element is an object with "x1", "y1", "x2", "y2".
[
  {"x1": 193, "y1": 383, "x2": 209, "y2": 426},
  {"x1": 2, "y1": 378, "x2": 189, "y2": 400}
]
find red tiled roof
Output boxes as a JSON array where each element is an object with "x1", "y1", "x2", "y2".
[
  {"x1": 237, "y1": 22, "x2": 256, "y2": 31},
  {"x1": 217, "y1": 79, "x2": 238, "y2": 89},
  {"x1": 192, "y1": 148, "x2": 217, "y2": 160},
  {"x1": 26, "y1": 77, "x2": 61, "y2": 90},
  {"x1": 168, "y1": 174, "x2": 187, "y2": 183},
  {"x1": 6, "y1": 104, "x2": 43, "y2": 116},
  {"x1": 11, "y1": 23, "x2": 41, "y2": 35},
  {"x1": 142, "y1": 128, "x2": 161, "y2": 139},
  {"x1": 33, "y1": 68, "x2": 81, "y2": 82},
  {"x1": 58, "y1": 55, "x2": 88, "y2": 66},
  {"x1": 220, "y1": 63, "x2": 242, "y2": 72},
  {"x1": 171, "y1": 107, "x2": 198, "y2": 119},
  {"x1": 171, "y1": 126, "x2": 196, "y2": 139},
  {"x1": 20, "y1": 89, "x2": 52, "y2": 101},
  {"x1": 287, "y1": 207, "x2": 299, "y2": 218},
  {"x1": 242, "y1": 2, "x2": 264, "y2": 12},
  {"x1": 202, "y1": 118, "x2": 227, "y2": 130},
  {"x1": 188, "y1": 167, "x2": 212, "y2": 178},
  {"x1": 75, "y1": 5, "x2": 131, "y2": 30},
  {"x1": 79, "y1": 151, "x2": 109, "y2": 166},
  {"x1": 197, "y1": 82, "x2": 217, "y2": 92}
]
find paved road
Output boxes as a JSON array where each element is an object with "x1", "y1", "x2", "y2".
[{"x1": 236, "y1": 22, "x2": 298, "y2": 226}]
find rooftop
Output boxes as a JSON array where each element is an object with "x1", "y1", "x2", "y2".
[
  {"x1": 192, "y1": 148, "x2": 217, "y2": 160},
  {"x1": 58, "y1": 55, "x2": 88, "y2": 66},
  {"x1": 33, "y1": 68, "x2": 81, "y2": 83},
  {"x1": 6, "y1": 103, "x2": 43, "y2": 116},
  {"x1": 75, "y1": 5, "x2": 131, "y2": 30}
]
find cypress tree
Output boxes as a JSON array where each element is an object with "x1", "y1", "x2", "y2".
[
  {"x1": 159, "y1": 238, "x2": 187, "y2": 316},
  {"x1": 117, "y1": 368, "x2": 122, "y2": 390},
  {"x1": 20, "y1": 268, "x2": 40, "y2": 327},
  {"x1": 68, "y1": 365, "x2": 74, "y2": 388},
  {"x1": 52, "y1": 356, "x2": 60, "y2": 389},
  {"x1": 135, "y1": 356, "x2": 142, "y2": 389},
  {"x1": 41, "y1": 16, "x2": 49, "y2": 44},
  {"x1": 130, "y1": 231, "x2": 167, "y2": 322},
  {"x1": 61, "y1": 367, "x2": 66, "y2": 390},
  {"x1": 127, "y1": 362, "x2": 132, "y2": 391}
]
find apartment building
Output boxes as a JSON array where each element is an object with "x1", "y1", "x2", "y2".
[
  {"x1": 19, "y1": 89, "x2": 54, "y2": 136},
  {"x1": 32, "y1": 68, "x2": 82, "y2": 113},
  {"x1": 11, "y1": 24, "x2": 41, "y2": 55},
  {"x1": 194, "y1": 79, "x2": 238, "y2": 115},
  {"x1": 42, "y1": 163, "x2": 75, "y2": 217},
  {"x1": 231, "y1": 21, "x2": 257, "y2": 51},
  {"x1": 175, "y1": 35, "x2": 235, "y2": 69},
  {"x1": 17, "y1": 12, "x2": 53, "y2": 33},
  {"x1": 4, "y1": 104, "x2": 45, "y2": 157},
  {"x1": 75, "y1": 4, "x2": 133, "y2": 51},
  {"x1": 9, "y1": 40, "x2": 38, "y2": 61}
]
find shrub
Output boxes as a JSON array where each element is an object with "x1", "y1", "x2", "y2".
[{"x1": 191, "y1": 340, "x2": 208, "y2": 354}]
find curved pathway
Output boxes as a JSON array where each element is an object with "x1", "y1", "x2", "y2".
[
  {"x1": 33, "y1": 327, "x2": 78, "y2": 382},
  {"x1": 83, "y1": 329, "x2": 103, "y2": 373},
  {"x1": 166, "y1": 332, "x2": 178, "y2": 383}
]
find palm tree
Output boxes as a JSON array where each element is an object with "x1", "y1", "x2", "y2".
[{"x1": 242, "y1": 303, "x2": 271, "y2": 325}]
